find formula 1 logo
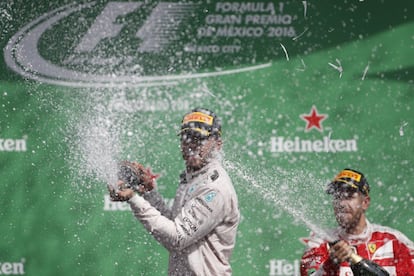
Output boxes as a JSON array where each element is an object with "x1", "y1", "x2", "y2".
[{"x1": 4, "y1": 1, "x2": 302, "y2": 88}]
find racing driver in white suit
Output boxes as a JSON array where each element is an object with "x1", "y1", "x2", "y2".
[{"x1": 109, "y1": 108, "x2": 240, "y2": 276}]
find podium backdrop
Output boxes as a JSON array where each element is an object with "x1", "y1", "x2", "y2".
[{"x1": 1, "y1": 1, "x2": 413, "y2": 275}]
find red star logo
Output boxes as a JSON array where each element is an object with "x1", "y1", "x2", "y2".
[{"x1": 300, "y1": 106, "x2": 328, "y2": 132}]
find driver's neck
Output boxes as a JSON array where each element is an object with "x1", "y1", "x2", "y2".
[{"x1": 345, "y1": 216, "x2": 367, "y2": 235}]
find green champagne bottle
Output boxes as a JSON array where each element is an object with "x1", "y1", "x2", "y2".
[{"x1": 349, "y1": 253, "x2": 390, "y2": 276}]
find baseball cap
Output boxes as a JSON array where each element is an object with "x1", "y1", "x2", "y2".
[
  {"x1": 326, "y1": 168, "x2": 370, "y2": 196},
  {"x1": 179, "y1": 108, "x2": 222, "y2": 138}
]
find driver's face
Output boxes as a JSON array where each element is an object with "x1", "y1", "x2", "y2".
[
  {"x1": 180, "y1": 133, "x2": 216, "y2": 171},
  {"x1": 332, "y1": 188, "x2": 369, "y2": 232}
]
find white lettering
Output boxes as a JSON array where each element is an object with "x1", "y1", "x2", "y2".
[
  {"x1": 206, "y1": 14, "x2": 242, "y2": 24},
  {"x1": 197, "y1": 26, "x2": 216, "y2": 37},
  {"x1": 245, "y1": 14, "x2": 292, "y2": 25},
  {"x1": 216, "y1": 26, "x2": 263, "y2": 37},
  {"x1": 313, "y1": 140, "x2": 323, "y2": 152},
  {"x1": 267, "y1": 26, "x2": 296, "y2": 37},
  {"x1": 185, "y1": 44, "x2": 241, "y2": 53},
  {"x1": 0, "y1": 138, "x2": 27, "y2": 152},
  {"x1": 192, "y1": 45, "x2": 220, "y2": 53},
  {"x1": 270, "y1": 136, "x2": 358, "y2": 153},
  {"x1": 269, "y1": 259, "x2": 300, "y2": 276},
  {"x1": 221, "y1": 45, "x2": 241, "y2": 53},
  {"x1": 0, "y1": 260, "x2": 25, "y2": 275},
  {"x1": 216, "y1": 2, "x2": 275, "y2": 14}
]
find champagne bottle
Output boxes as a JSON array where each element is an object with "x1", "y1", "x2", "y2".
[
  {"x1": 117, "y1": 161, "x2": 144, "y2": 192},
  {"x1": 349, "y1": 253, "x2": 389, "y2": 276}
]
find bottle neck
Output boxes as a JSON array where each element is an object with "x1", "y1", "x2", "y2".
[{"x1": 349, "y1": 253, "x2": 363, "y2": 264}]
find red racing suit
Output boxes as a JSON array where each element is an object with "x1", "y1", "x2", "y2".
[{"x1": 300, "y1": 220, "x2": 414, "y2": 276}]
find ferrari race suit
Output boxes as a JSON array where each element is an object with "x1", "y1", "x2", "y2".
[
  {"x1": 300, "y1": 219, "x2": 414, "y2": 275},
  {"x1": 127, "y1": 159, "x2": 240, "y2": 276}
]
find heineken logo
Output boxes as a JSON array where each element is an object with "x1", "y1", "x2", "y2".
[
  {"x1": 0, "y1": 259, "x2": 25, "y2": 275},
  {"x1": 0, "y1": 137, "x2": 27, "y2": 152},
  {"x1": 270, "y1": 136, "x2": 357, "y2": 153},
  {"x1": 270, "y1": 106, "x2": 358, "y2": 153},
  {"x1": 3, "y1": 1, "x2": 304, "y2": 88},
  {"x1": 268, "y1": 259, "x2": 300, "y2": 276}
]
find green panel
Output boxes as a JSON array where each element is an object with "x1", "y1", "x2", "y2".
[{"x1": 0, "y1": 0, "x2": 413, "y2": 275}]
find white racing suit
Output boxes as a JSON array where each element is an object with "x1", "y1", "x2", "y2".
[{"x1": 127, "y1": 159, "x2": 240, "y2": 275}]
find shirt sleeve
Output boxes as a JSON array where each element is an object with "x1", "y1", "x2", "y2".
[
  {"x1": 143, "y1": 190, "x2": 173, "y2": 219},
  {"x1": 394, "y1": 239, "x2": 414, "y2": 275},
  {"x1": 128, "y1": 187, "x2": 225, "y2": 252},
  {"x1": 300, "y1": 240, "x2": 335, "y2": 276}
]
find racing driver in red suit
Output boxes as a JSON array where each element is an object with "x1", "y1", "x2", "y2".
[{"x1": 300, "y1": 168, "x2": 414, "y2": 275}]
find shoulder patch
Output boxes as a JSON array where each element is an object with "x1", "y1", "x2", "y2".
[
  {"x1": 210, "y1": 170, "x2": 219, "y2": 181},
  {"x1": 368, "y1": 243, "x2": 377, "y2": 254},
  {"x1": 204, "y1": 191, "x2": 217, "y2": 202}
]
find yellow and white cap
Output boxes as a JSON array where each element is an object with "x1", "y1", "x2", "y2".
[
  {"x1": 179, "y1": 108, "x2": 222, "y2": 138},
  {"x1": 326, "y1": 168, "x2": 370, "y2": 195}
]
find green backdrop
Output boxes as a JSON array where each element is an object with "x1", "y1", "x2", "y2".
[{"x1": 1, "y1": 0, "x2": 413, "y2": 275}]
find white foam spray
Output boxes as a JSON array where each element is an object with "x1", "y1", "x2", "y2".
[
  {"x1": 65, "y1": 91, "x2": 131, "y2": 191},
  {"x1": 75, "y1": 104, "x2": 121, "y2": 186},
  {"x1": 224, "y1": 159, "x2": 336, "y2": 241}
]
